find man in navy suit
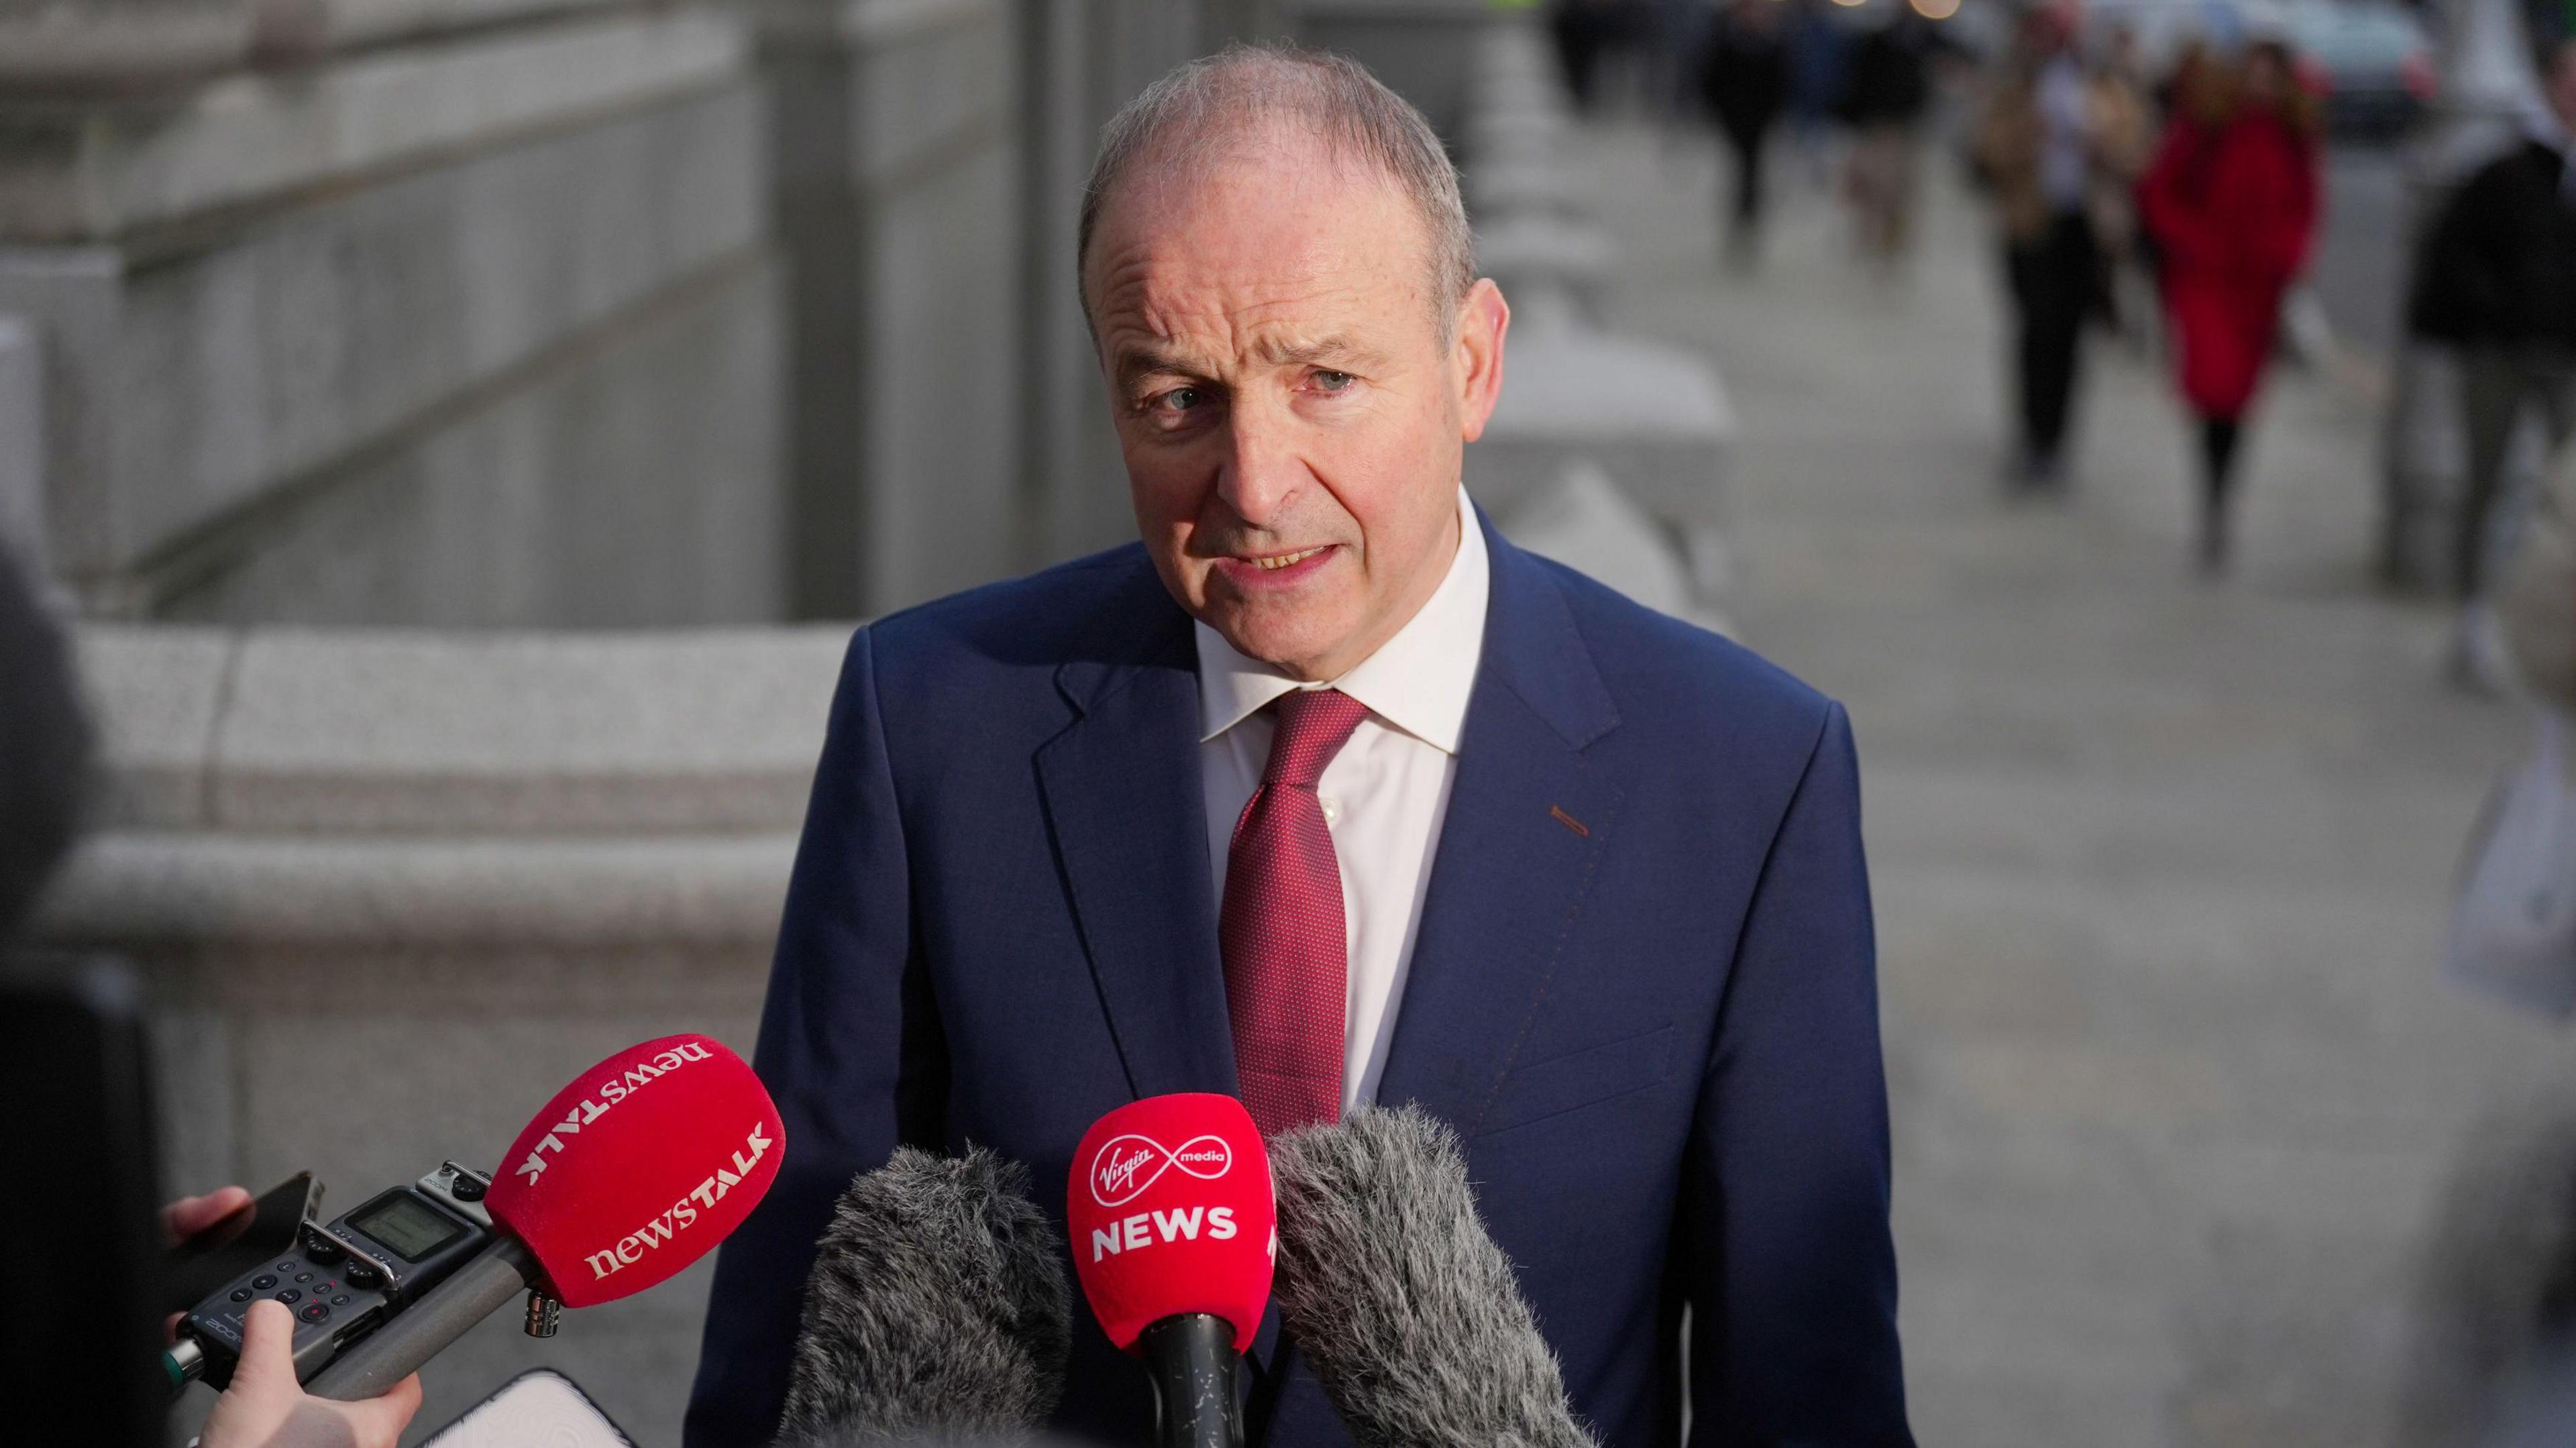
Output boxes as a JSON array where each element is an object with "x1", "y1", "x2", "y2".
[{"x1": 687, "y1": 45, "x2": 1908, "y2": 1447}]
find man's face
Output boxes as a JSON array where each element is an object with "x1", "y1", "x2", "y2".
[{"x1": 1084, "y1": 140, "x2": 1509, "y2": 681}]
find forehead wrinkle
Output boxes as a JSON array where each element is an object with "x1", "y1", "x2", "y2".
[
  {"x1": 1108, "y1": 270, "x2": 1383, "y2": 380},
  {"x1": 1250, "y1": 333, "x2": 1359, "y2": 366},
  {"x1": 1087, "y1": 152, "x2": 1432, "y2": 347}
]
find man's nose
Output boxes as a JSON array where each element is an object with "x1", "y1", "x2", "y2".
[{"x1": 1216, "y1": 398, "x2": 1305, "y2": 528}]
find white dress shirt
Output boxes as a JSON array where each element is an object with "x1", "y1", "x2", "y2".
[{"x1": 1196, "y1": 485, "x2": 1490, "y2": 1113}]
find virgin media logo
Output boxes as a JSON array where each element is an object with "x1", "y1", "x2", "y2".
[{"x1": 1088, "y1": 1132, "x2": 1233, "y2": 1208}]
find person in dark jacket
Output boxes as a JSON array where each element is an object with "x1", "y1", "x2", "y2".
[
  {"x1": 1552, "y1": 0, "x2": 1647, "y2": 112},
  {"x1": 2139, "y1": 39, "x2": 2321, "y2": 571},
  {"x1": 1699, "y1": 0, "x2": 1792, "y2": 264},
  {"x1": 1782, "y1": 0, "x2": 1848, "y2": 185},
  {"x1": 1970, "y1": 1, "x2": 2108, "y2": 490},
  {"x1": 1839, "y1": 9, "x2": 1941, "y2": 263},
  {"x1": 2407, "y1": 40, "x2": 2576, "y2": 626}
]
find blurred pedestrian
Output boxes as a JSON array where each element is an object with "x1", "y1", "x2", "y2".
[
  {"x1": 1970, "y1": 1, "x2": 2106, "y2": 489},
  {"x1": 2406, "y1": 39, "x2": 2576, "y2": 687},
  {"x1": 2087, "y1": 24, "x2": 2157, "y2": 345},
  {"x1": 1651, "y1": 0, "x2": 1715, "y2": 133},
  {"x1": 2138, "y1": 39, "x2": 2320, "y2": 571},
  {"x1": 1554, "y1": 0, "x2": 1642, "y2": 112},
  {"x1": 1783, "y1": 0, "x2": 1849, "y2": 186},
  {"x1": 1700, "y1": 0, "x2": 1792, "y2": 266},
  {"x1": 1839, "y1": 7, "x2": 1939, "y2": 266}
]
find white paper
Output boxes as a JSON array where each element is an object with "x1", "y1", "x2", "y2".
[{"x1": 419, "y1": 1369, "x2": 635, "y2": 1448}]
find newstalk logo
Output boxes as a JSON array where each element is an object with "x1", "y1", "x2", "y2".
[
  {"x1": 581, "y1": 1120, "x2": 772, "y2": 1282},
  {"x1": 1087, "y1": 1132, "x2": 1232, "y2": 1209},
  {"x1": 515, "y1": 1040, "x2": 714, "y2": 1188}
]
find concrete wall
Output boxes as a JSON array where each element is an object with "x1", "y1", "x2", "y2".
[
  {"x1": 765, "y1": 0, "x2": 1026, "y2": 617},
  {"x1": 0, "y1": 3, "x2": 789, "y2": 625},
  {"x1": 0, "y1": 0, "x2": 1294, "y2": 627}
]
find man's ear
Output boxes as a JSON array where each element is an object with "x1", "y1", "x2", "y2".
[{"x1": 1452, "y1": 278, "x2": 1511, "y2": 444}]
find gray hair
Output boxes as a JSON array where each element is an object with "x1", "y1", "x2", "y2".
[{"x1": 1077, "y1": 44, "x2": 1475, "y2": 338}]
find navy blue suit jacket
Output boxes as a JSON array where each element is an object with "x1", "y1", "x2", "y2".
[{"x1": 686, "y1": 518, "x2": 1910, "y2": 1447}]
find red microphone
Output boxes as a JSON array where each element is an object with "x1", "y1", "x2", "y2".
[
  {"x1": 484, "y1": 1033, "x2": 782, "y2": 1307},
  {"x1": 1067, "y1": 1093, "x2": 1275, "y2": 1448},
  {"x1": 305, "y1": 1034, "x2": 782, "y2": 1399}
]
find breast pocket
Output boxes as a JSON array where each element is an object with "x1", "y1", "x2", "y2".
[{"x1": 1474, "y1": 1022, "x2": 1680, "y2": 1139}]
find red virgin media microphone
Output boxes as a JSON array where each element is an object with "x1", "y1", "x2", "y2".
[
  {"x1": 1067, "y1": 1093, "x2": 1276, "y2": 1448},
  {"x1": 305, "y1": 1034, "x2": 782, "y2": 1399}
]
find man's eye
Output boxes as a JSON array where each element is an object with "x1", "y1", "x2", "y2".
[
  {"x1": 1152, "y1": 386, "x2": 1203, "y2": 413},
  {"x1": 1312, "y1": 370, "x2": 1356, "y2": 392}
]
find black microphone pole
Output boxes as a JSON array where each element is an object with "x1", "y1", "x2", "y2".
[{"x1": 1139, "y1": 1312, "x2": 1244, "y2": 1448}]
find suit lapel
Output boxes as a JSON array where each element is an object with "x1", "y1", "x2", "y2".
[
  {"x1": 1034, "y1": 563, "x2": 1238, "y2": 1103},
  {"x1": 1375, "y1": 522, "x2": 1625, "y2": 1136}
]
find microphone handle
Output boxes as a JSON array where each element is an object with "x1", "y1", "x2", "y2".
[
  {"x1": 1140, "y1": 1313, "x2": 1244, "y2": 1448},
  {"x1": 307, "y1": 1237, "x2": 537, "y2": 1400}
]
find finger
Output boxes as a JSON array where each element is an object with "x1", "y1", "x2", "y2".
[
  {"x1": 339, "y1": 1372, "x2": 425, "y2": 1445},
  {"x1": 231, "y1": 1298, "x2": 295, "y2": 1390},
  {"x1": 161, "y1": 1185, "x2": 254, "y2": 1245}
]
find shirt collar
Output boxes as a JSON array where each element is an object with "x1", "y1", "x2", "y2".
[{"x1": 1193, "y1": 485, "x2": 1490, "y2": 755}]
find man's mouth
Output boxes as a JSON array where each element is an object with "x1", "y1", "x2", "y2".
[{"x1": 1250, "y1": 547, "x2": 1328, "y2": 571}]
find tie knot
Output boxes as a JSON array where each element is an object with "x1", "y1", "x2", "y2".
[{"x1": 1263, "y1": 688, "x2": 1370, "y2": 789}]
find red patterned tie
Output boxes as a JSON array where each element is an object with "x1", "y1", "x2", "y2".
[{"x1": 1222, "y1": 687, "x2": 1372, "y2": 1137}]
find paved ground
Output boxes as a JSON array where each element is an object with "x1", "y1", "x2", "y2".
[
  {"x1": 2313, "y1": 144, "x2": 2409, "y2": 359},
  {"x1": 1572, "y1": 119, "x2": 2576, "y2": 1445}
]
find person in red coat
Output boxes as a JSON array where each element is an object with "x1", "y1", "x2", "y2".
[{"x1": 2139, "y1": 40, "x2": 2321, "y2": 570}]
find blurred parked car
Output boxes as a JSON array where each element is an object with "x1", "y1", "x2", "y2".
[
  {"x1": 2275, "y1": 0, "x2": 2436, "y2": 138},
  {"x1": 2084, "y1": 0, "x2": 2433, "y2": 139}
]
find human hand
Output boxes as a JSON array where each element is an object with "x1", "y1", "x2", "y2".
[
  {"x1": 164, "y1": 1185, "x2": 258, "y2": 1343},
  {"x1": 196, "y1": 1298, "x2": 422, "y2": 1448}
]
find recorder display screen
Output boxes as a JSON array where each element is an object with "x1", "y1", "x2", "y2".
[{"x1": 351, "y1": 1193, "x2": 466, "y2": 1263}]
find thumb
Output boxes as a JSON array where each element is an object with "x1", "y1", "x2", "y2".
[
  {"x1": 230, "y1": 1299, "x2": 299, "y2": 1392},
  {"x1": 337, "y1": 1372, "x2": 425, "y2": 1444}
]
